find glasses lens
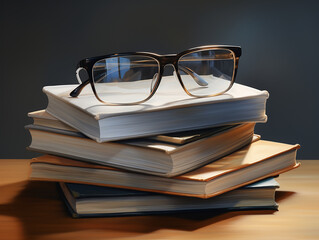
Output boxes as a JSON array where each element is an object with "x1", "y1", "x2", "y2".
[
  {"x1": 178, "y1": 49, "x2": 235, "y2": 97},
  {"x1": 92, "y1": 55, "x2": 160, "y2": 104}
]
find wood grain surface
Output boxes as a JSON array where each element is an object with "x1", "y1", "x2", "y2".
[{"x1": 0, "y1": 159, "x2": 318, "y2": 240}]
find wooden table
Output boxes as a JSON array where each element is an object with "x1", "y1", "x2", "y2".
[{"x1": 0, "y1": 159, "x2": 318, "y2": 240}]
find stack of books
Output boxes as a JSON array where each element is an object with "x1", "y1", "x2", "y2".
[{"x1": 26, "y1": 77, "x2": 300, "y2": 217}]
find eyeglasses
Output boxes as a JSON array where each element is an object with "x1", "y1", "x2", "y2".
[{"x1": 70, "y1": 45, "x2": 241, "y2": 105}]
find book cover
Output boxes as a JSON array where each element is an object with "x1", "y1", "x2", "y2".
[
  {"x1": 43, "y1": 77, "x2": 269, "y2": 142},
  {"x1": 59, "y1": 178, "x2": 279, "y2": 218},
  {"x1": 26, "y1": 123, "x2": 256, "y2": 177},
  {"x1": 30, "y1": 140, "x2": 300, "y2": 198},
  {"x1": 28, "y1": 109, "x2": 237, "y2": 145}
]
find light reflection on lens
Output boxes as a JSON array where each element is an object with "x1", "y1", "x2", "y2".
[
  {"x1": 178, "y1": 49, "x2": 235, "y2": 97},
  {"x1": 92, "y1": 55, "x2": 160, "y2": 104}
]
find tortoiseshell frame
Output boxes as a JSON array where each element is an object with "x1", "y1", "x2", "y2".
[{"x1": 70, "y1": 45, "x2": 242, "y2": 105}]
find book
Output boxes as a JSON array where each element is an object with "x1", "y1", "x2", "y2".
[
  {"x1": 29, "y1": 140, "x2": 300, "y2": 198},
  {"x1": 59, "y1": 178, "x2": 279, "y2": 218},
  {"x1": 28, "y1": 109, "x2": 240, "y2": 145},
  {"x1": 28, "y1": 110, "x2": 77, "y2": 132},
  {"x1": 43, "y1": 76, "x2": 269, "y2": 142},
  {"x1": 26, "y1": 123, "x2": 256, "y2": 177}
]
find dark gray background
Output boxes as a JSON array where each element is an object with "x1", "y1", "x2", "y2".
[{"x1": 1, "y1": 0, "x2": 318, "y2": 159}]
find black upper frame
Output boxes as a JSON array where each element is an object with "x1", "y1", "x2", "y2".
[{"x1": 70, "y1": 45, "x2": 242, "y2": 105}]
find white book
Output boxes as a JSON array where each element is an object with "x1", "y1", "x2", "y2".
[
  {"x1": 26, "y1": 123, "x2": 257, "y2": 177},
  {"x1": 43, "y1": 76, "x2": 269, "y2": 142}
]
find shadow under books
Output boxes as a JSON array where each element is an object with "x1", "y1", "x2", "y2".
[{"x1": 0, "y1": 181, "x2": 295, "y2": 239}]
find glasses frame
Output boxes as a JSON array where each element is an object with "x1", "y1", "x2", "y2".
[{"x1": 70, "y1": 45, "x2": 242, "y2": 105}]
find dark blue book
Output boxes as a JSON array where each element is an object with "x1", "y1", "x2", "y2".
[{"x1": 59, "y1": 178, "x2": 279, "y2": 218}]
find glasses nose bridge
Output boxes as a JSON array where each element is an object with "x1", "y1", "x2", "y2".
[{"x1": 160, "y1": 54, "x2": 178, "y2": 67}]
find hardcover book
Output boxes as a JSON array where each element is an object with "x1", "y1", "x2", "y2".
[
  {"x1": 59, "y1": 178, "x2": 279, "y2": 218},
  {"x1": 28, "y1": 110, "x2": 77, "y2": 132},
  {"x1": 42, "y1": 76, "x2": 269, "y2": 142},
  {"x1": 28, "y1": 109, "x2": 242, "y2": 144},
  {"x1": 26, "y1": 122, "x2": 256, "y2": 177},
  {"x1": 30, "y1": 140, "x2": 300, "y2": 198}
]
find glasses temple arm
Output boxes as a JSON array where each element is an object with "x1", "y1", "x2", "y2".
[
  {"x1": 70, "y1": 68, "x2": 110, "y2": 97},
  {"x1": 178, "y1": 66, "x2": 208, "y2": 86},
  {"x1": 70, "y1": 79, "x2": 90, "y2": 97}
]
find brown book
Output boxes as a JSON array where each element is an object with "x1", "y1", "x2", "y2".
[{"x1": 30, "y1": 140, "x2": 300, "y2": 199}]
